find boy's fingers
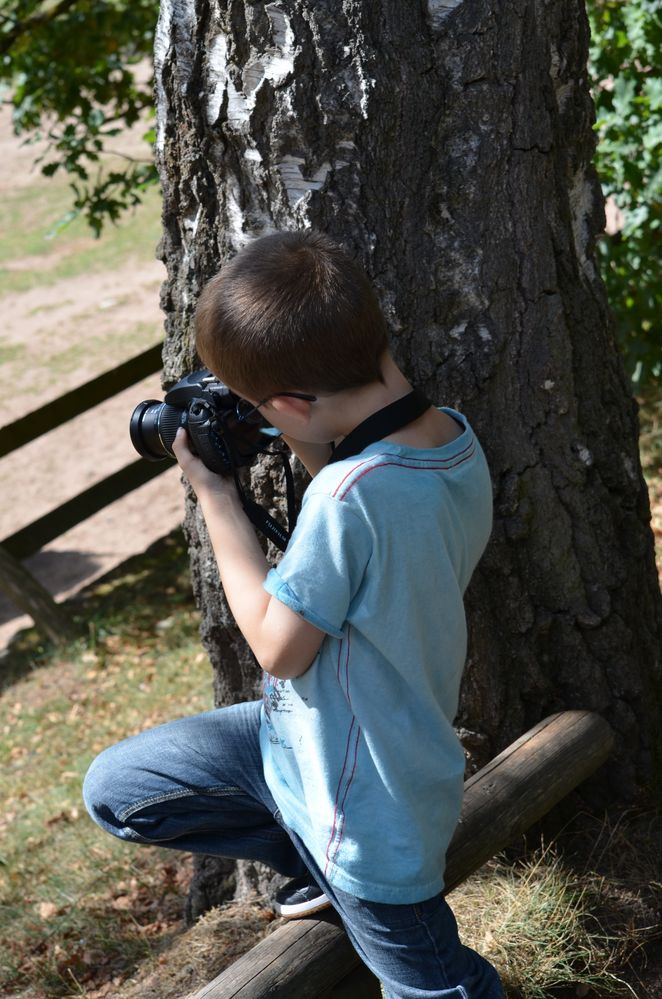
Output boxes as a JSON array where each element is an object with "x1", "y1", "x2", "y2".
[{"x1": 172, "y1": 426, "x2": 189, "y2": 456}]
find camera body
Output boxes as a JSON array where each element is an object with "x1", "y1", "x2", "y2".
[{"x1": 129, "y1": 369, "x2": 272, "y2": 475}]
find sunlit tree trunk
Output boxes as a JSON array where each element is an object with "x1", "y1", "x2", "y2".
[{"x1": 154, "y1": 0, "x2": 661, "y2": 913}]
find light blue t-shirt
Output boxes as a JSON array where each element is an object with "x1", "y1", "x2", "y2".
[{"x1": 260, "y1": 409, "x2": 493, "y2": 904}]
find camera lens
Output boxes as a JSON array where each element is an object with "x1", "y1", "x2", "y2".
[{"x1": 129, "y1": 400, "x2": 184, "y2": 460}]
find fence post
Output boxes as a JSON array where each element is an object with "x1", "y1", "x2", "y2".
[{"x1": 0, "y1": 545, "x2": 77, "y2": 647}]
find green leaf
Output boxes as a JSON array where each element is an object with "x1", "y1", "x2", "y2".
[
  {"x1": 588, "y1": 0, "x2": 662, "y2": 386},
  {"x1": 1, "y1": 0, "x2": 159, "y2": 231}
]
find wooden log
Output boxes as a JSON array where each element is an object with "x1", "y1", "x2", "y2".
[
  {"x1": 188, "y1": 710, "x2": 613, "y2": 999},
  {"x1": 0, "y1": 544, "x2": 77, "y2": 646}
]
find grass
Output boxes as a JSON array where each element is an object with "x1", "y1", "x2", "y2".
[
  {"x1": 37, "y1": 320, "x2": 162, "y2": 380},
  {"x1": 453, "y1": 850, "x2": 639, "y2": 998},
  {"x1": 0, "y1": 531, "x2": 214, "y2": 997},
  {"x1": 0, "y1": 180, "x2": 162, "y2": 298},
  {"x1": 0, "y1": 343, "x2": 26, "y2": 366},
  {"x1": 0, "y1": 164, "x2": 164, "y2": 418}
]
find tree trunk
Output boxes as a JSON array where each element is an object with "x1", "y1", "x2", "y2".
[{"x1": 154, "y1": 0, "x2": 661, "y2": 906}]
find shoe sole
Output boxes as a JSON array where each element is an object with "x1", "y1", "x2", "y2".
[{"x1": 273, "y1": 896, "x2": 332, "y2": 920}]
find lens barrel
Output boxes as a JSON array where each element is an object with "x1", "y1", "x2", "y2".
[{"x1": 129, "y1": 400, "x2": 184, "y2": 460}]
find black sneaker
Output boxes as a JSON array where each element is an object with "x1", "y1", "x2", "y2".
[{"x1": 273, "y1": 876, "x2": 331, "y2": 919}]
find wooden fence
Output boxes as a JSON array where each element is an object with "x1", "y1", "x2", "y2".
[{"x1": 0, "y1": 342, "x2": 175, "y2": 642}]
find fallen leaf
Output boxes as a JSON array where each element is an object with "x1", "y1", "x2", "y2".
[
  {"x1": 37, "y1": 901, "x2": 59, "y2": 920},
  {"x1": 47, "y1": 811, "x2": 71, "y2": 826}
]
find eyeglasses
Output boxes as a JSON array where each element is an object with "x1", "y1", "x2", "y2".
[{"x1": 235, "y1": 391, "x2": 317, "y2": 424}]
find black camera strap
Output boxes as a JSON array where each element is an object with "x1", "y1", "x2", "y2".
[
  {"x1": 238, "y1": 388, "x2": 431, "y2": 552},
  {"x1": 327, "y1": 389, "x2": 431, "y2": 464},
  {"x1": 232, "y1": 452, "x2": 297, "y2": 553}
]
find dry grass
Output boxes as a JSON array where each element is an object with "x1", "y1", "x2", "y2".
[
  {"x1": 105, "y1": 828, "x2": 661, "y2": 999},
  {"x1": 0, "y1": 531, "x2": 213, "y2": 998},
  {"x1": 108, "y1": 901, "x2": 275, "y2": 999},
  {"x1": 1, "y1": 533, "x2": 659, "y2": 998},
  {"x1": 453, "y1": 848, "x2": 641, "y2": 998}
]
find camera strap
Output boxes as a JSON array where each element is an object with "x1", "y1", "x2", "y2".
[
  {"x1": 327, "y1": 388, "x2": 431, "y2": 464},
  {"x1": 236, "y1": 388, "x2": 431, "y2": 552},
  {"x1": 232, "y1": 451, "x2": 298, "y2": 553}
]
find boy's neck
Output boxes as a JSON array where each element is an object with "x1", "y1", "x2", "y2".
[
  {"x1": 331, "y1": 354, "x2": 462, "y2": 452},
  {"x1": 331, "y1": 354, "x2": 413, "y2": 441}
]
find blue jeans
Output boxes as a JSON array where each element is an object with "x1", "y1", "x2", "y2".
[{"x1": 83, "y1": 701, "x2": 504, "y2": 999}]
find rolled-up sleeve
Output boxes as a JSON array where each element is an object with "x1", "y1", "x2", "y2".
[{"x1": 263, "y1": 491, "x2": 372, "y2": 639}]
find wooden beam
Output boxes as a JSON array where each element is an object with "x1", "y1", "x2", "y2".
[
  {"x1": 1, "y1": 458, "x2": 176, "y2": 561},
  {"x1": 0, "y1": 545, "x2": 77, "y2": 645},
  {"x1": 188, "y1": 710, "x2": 613, "y2": 999},
  {"x1": 0, "y1": 342, "x2": 164, "y2": 458},
  {"x1": 443, "y1": 710, "x2": 614, "y2": 892}
]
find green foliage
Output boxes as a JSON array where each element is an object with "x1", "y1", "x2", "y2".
[
  {"x1": 1, "y1": 0, "x2": 159, "y2": 234},
  {"x1": 587, "y1": 0, "x2": 662, "y2": 386}
]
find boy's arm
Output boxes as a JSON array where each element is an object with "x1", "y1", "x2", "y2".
[
  {"x1": 172, "y1": 429, "x2": 325, "y2": 679},
  {"x1": 281, "y1": 435, "x2": 333, "y2": 477}
]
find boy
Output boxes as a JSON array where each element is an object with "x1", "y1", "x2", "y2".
[{"x1": 83, "y1": 230, "x2": 503, "y2": 998}]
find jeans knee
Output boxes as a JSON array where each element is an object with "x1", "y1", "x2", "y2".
[{"x1": 82, "y1": 745, "x2": 126, "y2": 834}]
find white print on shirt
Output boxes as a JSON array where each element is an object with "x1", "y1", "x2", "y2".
[{"x1": 262, "y1": 674, "x2": 293, "y2": 749}]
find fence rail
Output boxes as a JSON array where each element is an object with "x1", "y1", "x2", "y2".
[
  {"x1": 0, "y1": 341, "x2": 174, "y2": 642},
  {"x1": 0, "y1": 342, "x2": 164, "y2": 459},
  {"x1": 2, "y1": 458, "x2": 174, "y2": 561}
]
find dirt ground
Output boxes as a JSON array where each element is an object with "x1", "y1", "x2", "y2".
[{"x1": 0, "y1": 110, "x2": 184, "y2": 652}]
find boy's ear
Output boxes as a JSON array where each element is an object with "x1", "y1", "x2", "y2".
[{"x1": 269, "y1": 395, "x2": 313, "y2": 420}]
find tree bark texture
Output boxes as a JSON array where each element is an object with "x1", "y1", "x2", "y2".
[{"x1": 154, "y1": 0, "x2": 660, "y2": 830}]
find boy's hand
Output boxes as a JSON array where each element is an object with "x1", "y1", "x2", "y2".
[{"x1": 171, "y1": 427, "x2": 239, "y2": 503}]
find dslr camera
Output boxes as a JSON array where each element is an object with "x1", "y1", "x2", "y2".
[{"x1": 129, "y1": 369, "x2": 275, "y2": 476}]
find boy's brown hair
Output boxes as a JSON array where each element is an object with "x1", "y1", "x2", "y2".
[{"x1": 195, "y1": 230, "x2": 388, "y2": 399}]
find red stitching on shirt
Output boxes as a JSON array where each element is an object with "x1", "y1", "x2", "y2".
[
  {"x1": 331, "y1": 454, "x2": 380, "y2": 498},
  {"x1": 324, "y1": 714, "x2": 356, "y2": 873},
  {"x1": 325, "y1": 627, "x2": 360, "y2": 875},
  {"x1": 382, "y1": 437, "x2": 474, "y2": 463},
  {"x1": 321, "y1": 436, "x2": 475, "y2": 873},
  {"x1": 327, "y1": 722, "x2": 361, "y2": 869},
  {"x1": 331, "y1": 437, "x2": 474, "y2": 498},
  {"x1": 337, "y1": 445, "x2": 476, "y2": 501},
  {"x1": 336, "y1": 627, "x2": 351, "y2": 701}
]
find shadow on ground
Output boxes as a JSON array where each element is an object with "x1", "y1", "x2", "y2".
[{"x1": 0, "y1": 527, "x2": 193, "y2": 691}]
